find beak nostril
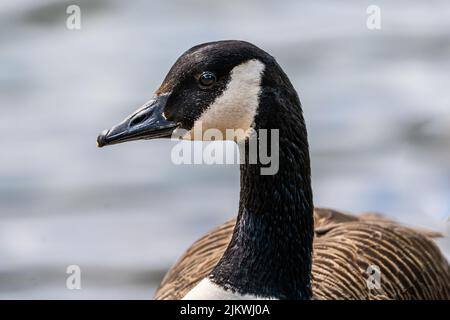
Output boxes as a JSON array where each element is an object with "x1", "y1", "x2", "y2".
[{"x1": 130, "y1": 112, "x2": 148, "y2": 128}]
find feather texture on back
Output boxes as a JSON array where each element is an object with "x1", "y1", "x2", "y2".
[{"x1": 155, "y1": 208, "x2": 450, "y2": 300}]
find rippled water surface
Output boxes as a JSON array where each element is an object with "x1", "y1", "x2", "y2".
[{"x1": 1, "y1": 0, "x2": 449, "y2": 299}]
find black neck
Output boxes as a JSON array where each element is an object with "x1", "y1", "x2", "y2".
[{"x1": 210, "y1": 84, "x2": 314, "y2": 300}]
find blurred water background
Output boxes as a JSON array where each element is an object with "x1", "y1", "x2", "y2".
[{"x1": 0, "y1": 0, "x2": 449, "y2": 299}]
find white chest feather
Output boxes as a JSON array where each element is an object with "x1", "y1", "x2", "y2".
[{"x1": 182, "y1": 278, "x2": 275, "y2": 300}]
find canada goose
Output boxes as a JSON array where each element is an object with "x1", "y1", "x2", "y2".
[{"x1": 97, "y1": 40, "x2": 450, "y2": 300}]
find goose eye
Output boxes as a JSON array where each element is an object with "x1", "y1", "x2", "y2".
[{"x1": 198, "y1": 72, "x2": 216, "y2": 88}]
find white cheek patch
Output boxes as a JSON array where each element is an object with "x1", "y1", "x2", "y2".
[{"x1": 185, "y1": 59, "x2": 265, "y2": 141}]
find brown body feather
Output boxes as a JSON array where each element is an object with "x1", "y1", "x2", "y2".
[{"x1": 155, "y1": 208, "x2": 450, "y2": 300}]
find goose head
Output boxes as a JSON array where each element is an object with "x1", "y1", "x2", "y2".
[
  {"x1": 97, "y1": 40, "x2": 300, "y2": 147},
  {"x1": 96, "y1": 40, "x2": 313, "y2": 300}
]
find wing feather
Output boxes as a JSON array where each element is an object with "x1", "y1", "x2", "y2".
[{"x1": 155, "y1": 208, "x2": 450, "y2": 300}]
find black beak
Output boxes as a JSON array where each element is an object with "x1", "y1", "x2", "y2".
[{"x1": 97, "y1": 94, "x2": 178, "y2": 148}]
